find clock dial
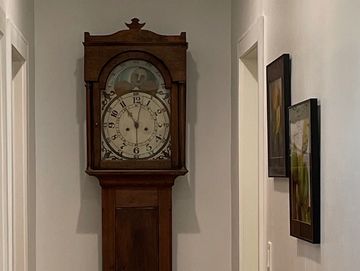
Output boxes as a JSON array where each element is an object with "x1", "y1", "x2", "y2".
[{"x1": 101, "y1": 60, "x2": 171, "y2": 160}]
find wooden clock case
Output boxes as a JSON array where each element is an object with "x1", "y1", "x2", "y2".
[{"x1": 83, "y1": 18, "x2": 188, "y2": 271}]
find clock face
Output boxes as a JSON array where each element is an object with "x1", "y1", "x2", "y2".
[{"x1": 101, "y1": 60, "x2": 171, "y2": 160}]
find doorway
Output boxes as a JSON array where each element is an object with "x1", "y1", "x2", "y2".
[
  {"x1": 0, "y1": 19, "x2": 30, "y2": 271},
  {"x1": 238, "y1": 45, "x2": 259, "y2": 271},
  {"x1": 235, "y1": 17, "x2": 266, "y2": 271}
]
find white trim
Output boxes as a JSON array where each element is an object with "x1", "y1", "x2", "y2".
[
  {"x1": 5, "y1": 19, "x2": 13, "y2": 271},
  {"x1": 237, "y1": 16, "x2": 267, "y2": 271},
  {"x1": 9, "y1": 21, "x2": 28, "y2": 60},
  {"x1": 0, "y1": 7, "x2": 7, "y2": 271},
  {"x1": 21, "y1": 44, "x2": 29, "y2": 271},
  {"x1": 23, "y1": 48, "x2": 30, "y2": 271},
  {"x1": 0, "y1": 15, "x2": 30, "y2": 271},
  {"x1": 5, "y1": 19, "x2": 30, "y2": 271}
]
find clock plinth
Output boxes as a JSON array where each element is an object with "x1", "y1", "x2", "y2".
[{"x1": 84, "y1": 18, "x2": 187, "y2": 271}]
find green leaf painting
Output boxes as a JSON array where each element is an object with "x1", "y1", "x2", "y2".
[{"x1": 290, "y1": 104, "x2": 311, "y2": 225}]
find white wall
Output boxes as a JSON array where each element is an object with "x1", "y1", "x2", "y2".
[
  {"x1": 7, "y1": 0, "x2": 34, "y2": 42},
  {"x1": 35, "y1": 0, "x2": 232, "y2": 270},
  {"x1": 0, "y1": 0, "x2": 4, "y2": 15},
  {"x1": 232, "y1": 0, "x2": 360, "y2": 270},
  {"x1": 231, "y1": 0, "x2": 262, "y2": 39},
  {"x1": 0, "y1": 0, "x2": 34, "y2": 44}
]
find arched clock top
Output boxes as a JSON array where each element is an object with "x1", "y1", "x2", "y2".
[
  {"x1": 84, "y1": 18, "x2": 187, "y2": 46},
  {"x1": 84, "y1": 18, "x2": 187, "y2": 83},
  {"x1": 84, "y1": 19, "x2": 187, "y2": 172}
]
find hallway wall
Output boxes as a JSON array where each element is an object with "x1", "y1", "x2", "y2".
[
  {"x1": 232, "y1": 0, "x2": 360, "y2": 270},
  {"x1": 5, "y1": 0, "x2": 34, "y2": 41},
  {"x1": 35, "y1": 1, "x2": 231, "y2": 270}
]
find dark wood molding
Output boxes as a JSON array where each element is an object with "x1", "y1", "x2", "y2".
[
  {"x1": 87, "y1": 170, "x2": 187, "y2": 189},
  {"x1": 84, "y1": 19, "x2": 187, "y2": 47},
  {"x1": 125, "y1": 18, "x2": 146, "y2": 30}
]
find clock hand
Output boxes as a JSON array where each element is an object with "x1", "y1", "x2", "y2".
[
  {"x1": 135, "y1": 125, "x2": 138, "y2": 145},
  {"x1": 135, "y1": 106, "x2": 142, "y2": 145},
  {"x1": 136, "y1": 105, "x2": 142, "y2": 123},
  {"x1": 125, "y1": 108, "x2": 135, "y2": 121},
  {"x1": 124, "y1": 108, "x2": 138, "y2": 128}
]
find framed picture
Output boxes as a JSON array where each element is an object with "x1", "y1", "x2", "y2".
[
  {"x1": 266, "y1": 54, "x2": 291, "y2": 177},
  {"x1": 289, "y1": 99, "x2": 320, "y2": 243}
]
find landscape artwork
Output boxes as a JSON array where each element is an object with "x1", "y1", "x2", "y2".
[
  {"x1": 266, "y1": 54, "x2": 291, "y2": 177},
  {"x1": 289, "y1": 101, "x2": 311, "y2": 224},
  {"x1": 288, "y1": 98, "x2": 320, "y2": 243},
  {"x1": 268, "y1": 78, "x2": 286, "y2": 175}
]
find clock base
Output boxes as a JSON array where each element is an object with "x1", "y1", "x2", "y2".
[{"x1": 101, "y1": 182, "x2": 173, "y2": 271}]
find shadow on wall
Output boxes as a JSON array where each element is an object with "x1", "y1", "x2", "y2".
[
  {"x1": 273, "y1": 178, "x2": 289, "y2": 193},
  {"x1": 297, "y1": 239, "x2": 321, "y2": 263},
  {"x1": 75, "y1": 57, "x2": 102, "y2": 271},
  {"x1": 173, "y1": 52, "x2": 200, "y2": 271}
]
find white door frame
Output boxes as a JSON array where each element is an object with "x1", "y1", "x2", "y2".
[
  {"x1": 3, "y1": 18, "x2": 29, "y2": 271},
  {"x1": 237, "y1": 16, "x2": 267, "y2": 271},
  {"x1": 0, "y1": 6, "x2": 7, "y2": 271}
]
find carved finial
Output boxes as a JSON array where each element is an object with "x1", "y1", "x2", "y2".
[{"x1": 125, "y1": 18, "x2": 146, "y2": 30}]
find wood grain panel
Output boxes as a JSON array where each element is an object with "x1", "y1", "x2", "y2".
[
  {"x1": 158, "y1": 188, "x2": 172, "y2": 271},
  {"x1": 116, "y1": 208, "x2": 159, "y2": 271},
  {"x1": 116, "y1": 189, "x2": 158, "y2": 208},
  {"x1": 102, "y1": 188, "x2": 116, "y2": 271}
]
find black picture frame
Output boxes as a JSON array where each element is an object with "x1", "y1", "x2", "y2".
[
  {"x1": 266, "y1": 54, "x2": 291, "y2": 177},
  {"x1": 288, "y1": 99, "x2": 320, "y2": 244}
]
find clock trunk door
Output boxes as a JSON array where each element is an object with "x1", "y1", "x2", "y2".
[{"x1": 116, "y1": 207, "x2": 159, "y2": 271}]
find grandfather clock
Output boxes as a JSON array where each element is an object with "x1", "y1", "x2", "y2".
[{"x1": 83, "y1": 18, "x2": 188, "y2": 271}]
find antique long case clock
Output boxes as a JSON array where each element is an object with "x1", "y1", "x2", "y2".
[{"x1": 83, "y1": 18, "x2": 188, "y2": 271}]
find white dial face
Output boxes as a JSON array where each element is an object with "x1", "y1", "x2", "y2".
[{"x1": 101, "y1": 60, "x2": 171, "y2": 160}]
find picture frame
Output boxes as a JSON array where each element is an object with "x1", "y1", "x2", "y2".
[
  {"x1": 266, "y1": 54, "x2": 291, "y2": 177},
  {"x1": 288, "y1": 99, "x2": 320, "y2": 243}
]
